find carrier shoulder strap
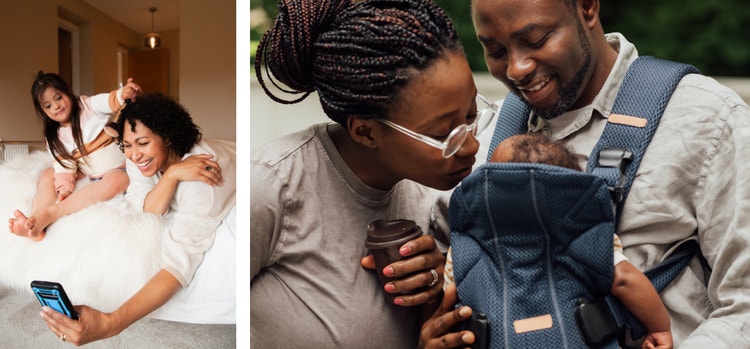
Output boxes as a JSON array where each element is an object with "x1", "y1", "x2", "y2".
[
  {"x1": 593, "y1": 57, "x2": 700, "y2": 344},
  {"x1": 585, "y1": 56, "x2": 700, "y2": 217},
  {"x1": 486, "y1": 92, "x2": 530, "y2": 160}
]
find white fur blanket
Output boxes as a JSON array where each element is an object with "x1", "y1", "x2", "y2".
[{"x1": 0, "y1": 151, "x2": 163, "y2": 312}]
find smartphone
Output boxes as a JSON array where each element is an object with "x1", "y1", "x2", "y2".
[{"x1": 30, "y1": 280, "x2": 79, "y2": 320}]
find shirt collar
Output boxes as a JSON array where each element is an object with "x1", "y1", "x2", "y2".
[{"x1": 527, "y1": 33, "x2": 640, "y2": 138}]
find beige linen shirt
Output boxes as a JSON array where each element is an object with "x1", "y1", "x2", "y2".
[{"x1": 523, "y1": 33, "x2": 750, "y2": 347}]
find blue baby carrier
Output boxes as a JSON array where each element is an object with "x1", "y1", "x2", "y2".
[{"x1": 451, "y1": 57, "x2": 701, "y2": 348}]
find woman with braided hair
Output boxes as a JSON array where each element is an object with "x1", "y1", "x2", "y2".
[{"x1": 252, "y1": 0, "x2": 497, "y2": 347}]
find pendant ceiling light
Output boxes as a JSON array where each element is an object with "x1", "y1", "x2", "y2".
[{"x1": 144, "y1": 7, "x2": 161, "y2": 49}]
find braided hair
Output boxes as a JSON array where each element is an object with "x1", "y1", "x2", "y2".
[{"x1": 255, "y1": 0, "x2": 463, "y2": 124}]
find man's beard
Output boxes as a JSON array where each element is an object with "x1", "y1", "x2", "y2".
[{"x1": 530, "y1": 21, "x2": 592, "y2": 120}]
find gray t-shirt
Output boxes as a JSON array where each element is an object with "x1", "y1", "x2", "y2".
[{"x1": 251, "y1": 123, "x2": 449, "y2": 348}]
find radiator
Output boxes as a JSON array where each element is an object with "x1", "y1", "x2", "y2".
[{"x1": 1, "y1": 144, "x2": 29, "y2": 164}]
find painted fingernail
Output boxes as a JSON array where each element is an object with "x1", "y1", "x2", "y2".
[
  {"x1": 384, "y1": 283, "x2": 396, "y2": 292},
  {"x1": 393, "y1": 298, "x2": 405, "y2": 305},
  {"x1": 399, "y1": 246, "x2": 411, "y2": 255},
  {"x1": 383, "y1": 267, "x2": 394, "y2": 276}
]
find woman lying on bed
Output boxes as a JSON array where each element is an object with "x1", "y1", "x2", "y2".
[{"x1": 38, "y1": 93, "x2": 236, "y2": 345}]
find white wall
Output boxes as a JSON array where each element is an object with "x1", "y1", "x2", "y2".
[
  {"x1": 180, "y1": 0, "x2": 236, "y2": 141},
  {"x1": 0, "y1": 0, "x2": 236, "y2": 144},
  {"x1": 0, "y1": 0, "x2": 141, "y2": 143}
]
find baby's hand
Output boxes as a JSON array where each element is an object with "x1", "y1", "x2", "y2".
[{"x1": 642, "y1": 330, "x2": 672, "y2": 349}]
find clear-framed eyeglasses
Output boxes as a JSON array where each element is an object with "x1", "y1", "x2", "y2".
[{"x1": 378, "y1": 93, "x2": 499, "y2": 158}]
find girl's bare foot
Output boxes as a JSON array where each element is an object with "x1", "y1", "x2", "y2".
[
  {"x1": 8, "y1": 210, "x2": 45, "y2": 241},
  {"x1": 24, "y1": 211, "x2": 52, "y2": 240},
  {"x1": 8, "y1": 210, "x2": 29, "y2": 235}
]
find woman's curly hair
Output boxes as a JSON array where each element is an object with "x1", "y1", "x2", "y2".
[{"x1": 115, "y1": 93, "x2": 202, "y2": 157}]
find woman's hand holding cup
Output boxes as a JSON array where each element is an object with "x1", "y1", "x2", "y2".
[{"x1": 361, "y1": 219, "x2": 446, "y2": 306}]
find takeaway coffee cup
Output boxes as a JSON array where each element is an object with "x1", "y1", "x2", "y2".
[{"x1": 365, "y1": 219, "x2": 424, "y2": 301}]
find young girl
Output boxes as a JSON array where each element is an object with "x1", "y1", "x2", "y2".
[{"x1": 8, "y1": 71, "x2": 140, "y2": 240}]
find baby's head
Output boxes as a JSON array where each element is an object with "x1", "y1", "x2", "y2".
[{"x1": 490, "y1": 133, "x2": 581, "y2": 171}]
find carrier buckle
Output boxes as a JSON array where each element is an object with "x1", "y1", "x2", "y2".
[{"x1": 597, "y1": 148, "x2": 633, "y2": 203}]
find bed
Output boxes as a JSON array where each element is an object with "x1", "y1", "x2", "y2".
[{"x1": 0, "y1": 151, "x2": 235, "y2": 324}]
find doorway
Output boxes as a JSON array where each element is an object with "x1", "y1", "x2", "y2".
[
  {"x1": 58, "y1": 19, "x2": 80, "y2": 94},
  {"x1": 128, "y1": 48, "x2": 169, "y2": 95},
  {"x1": 58, "y1": 27, "x2": 72, "y2": 87}
]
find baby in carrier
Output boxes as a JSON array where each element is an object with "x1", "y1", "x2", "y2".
[{"x1": 446, "y1": 133, "x2": 672, "y2": 349}]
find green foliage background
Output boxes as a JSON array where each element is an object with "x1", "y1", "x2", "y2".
[
  {"x1": 597, "y1": 0, "x2": 750, "y2": 76},
  {"x1": 435, "y1": 0, "x2": 750, "y2": 77},
  {"x1": 251, "y1": 1, "x2": 750, "y2": 77}
]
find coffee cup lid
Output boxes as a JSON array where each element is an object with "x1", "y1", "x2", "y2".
[{"x1": 365, "y1": 219, "x2": 422, "y2": 247}]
